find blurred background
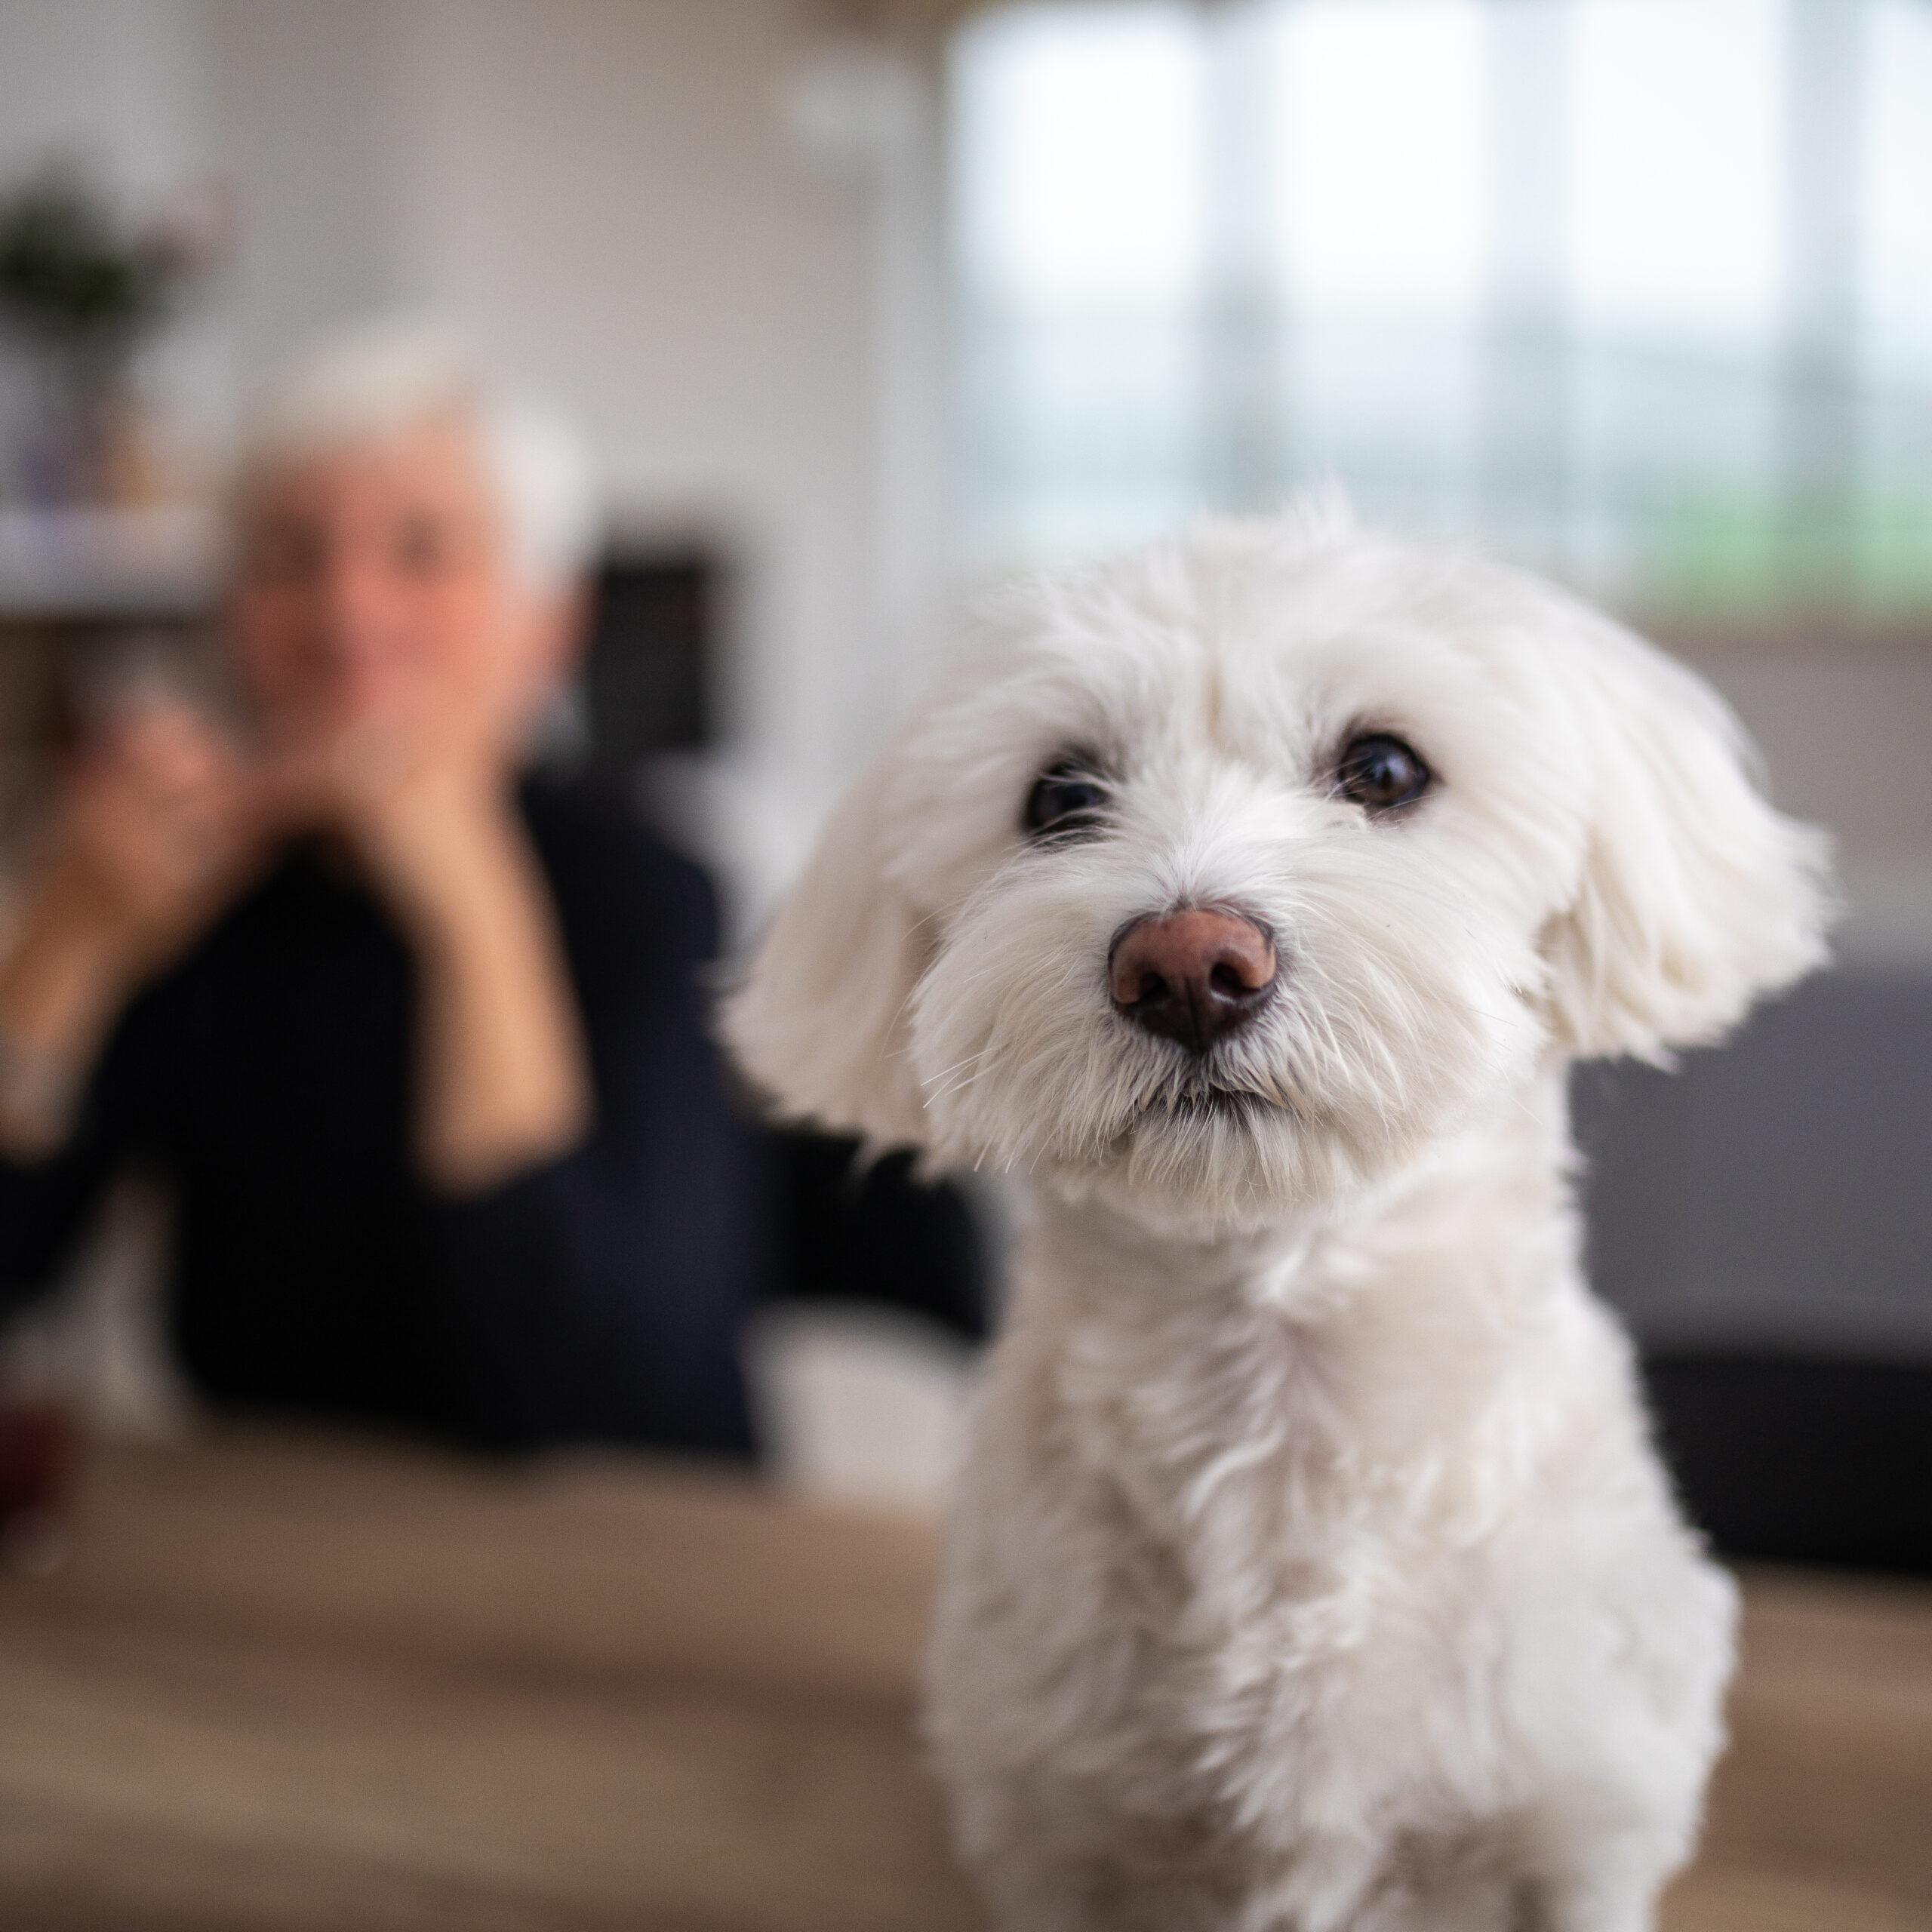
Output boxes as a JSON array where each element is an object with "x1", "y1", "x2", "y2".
[{"x1": 0, "y1": 0, "x2": 1926, "y2": 1564}]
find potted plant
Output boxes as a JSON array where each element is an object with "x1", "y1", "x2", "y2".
[{"x1": 0, "y1": 166, "x2": 217, "y2": 509}]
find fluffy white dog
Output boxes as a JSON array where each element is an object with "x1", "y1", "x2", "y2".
[{"x1": 724, "y1": 507, "x2": 1831, "y2": 1932}]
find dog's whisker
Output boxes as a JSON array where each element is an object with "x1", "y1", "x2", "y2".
[{"x1": 919, "y1": 1046, "x2": 991, "y2": 1090}]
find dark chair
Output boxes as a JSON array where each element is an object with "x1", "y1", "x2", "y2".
[{"x1": 1574, "y1": 969, "x2": 1932, "y2": 1576}]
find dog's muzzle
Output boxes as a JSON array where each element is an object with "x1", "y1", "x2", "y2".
[{"x1": 1109, "y1": 909, "x2": 1278, "y2": 1057}]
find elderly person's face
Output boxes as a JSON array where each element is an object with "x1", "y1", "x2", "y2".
[{"x1": 229, "y1": 412, "x2": 572, "y2": 751}]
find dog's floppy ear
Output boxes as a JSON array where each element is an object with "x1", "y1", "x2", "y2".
[
  {"x1": 721, "y1": 752, "x2": 933, "y2": 1149},
  {"x1": 1540, "y1": 617, "x2": 1833, "y2": 1063}
]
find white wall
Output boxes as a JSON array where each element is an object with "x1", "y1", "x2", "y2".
[
  {"x1": 389, "y1": 0, "x2": 927, "y2": 814},
  {"x1": 1685, "y1": 644, "x2": 1932, "y2": 962},
  {"x1": 205, "y1": 0, "x2": 418, "y2": 398},
  {"x1": 0, "y1": 0, "x2": 211, "y2": 200}
]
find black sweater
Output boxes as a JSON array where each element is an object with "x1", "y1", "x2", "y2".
[{"x1": 0, "y1": 779, "x2": 769, "y2": 1454}]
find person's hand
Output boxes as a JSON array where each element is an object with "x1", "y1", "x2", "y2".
[
  {"x1": 285, "y1": 711, "x2": 518, "y2": 938},
  {"x1": 41, "y1": 700, "x2": 261, "y2": 979},
  {"x1": 0, "y1": 700, "x2": 262, "y2": 1152}
]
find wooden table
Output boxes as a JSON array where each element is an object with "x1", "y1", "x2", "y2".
[{"x1": 0, "y1": 1431, "x2": 1925, "y2": 1931}]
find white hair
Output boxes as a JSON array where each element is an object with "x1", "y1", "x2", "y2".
[{"x1": 235, "y1": 318, "x2": 601, "y2": 591}]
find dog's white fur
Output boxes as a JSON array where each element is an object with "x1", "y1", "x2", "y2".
[{"x1": 724, "y1": 508, "x2": 1832, "y2": 1932}]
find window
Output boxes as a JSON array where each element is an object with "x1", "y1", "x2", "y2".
[{"x1": 951, "y1": 0, "x2": 1932, "y2": 623}]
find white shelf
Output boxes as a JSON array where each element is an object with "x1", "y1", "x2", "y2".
[{"x1": 0, "y1": 506, "x2": 220, "y2": 622}]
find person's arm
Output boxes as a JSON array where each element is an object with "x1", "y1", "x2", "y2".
[
  {"x1": 0, "y1": 990, "x2": 164, "y2": 1315},
  {"x1": 344, "y1": 763, "x2": 592, "y2": 1192},
  {"x1": 0, "y1": 703, "x2": 245, "y2": 1313},
  {"x1": 415, "y1": 801, "x2": 760, "y2": 1454},
  {"x1": 0, "y1": 702, "x2": 254, "y2": 1160},
  {"x1": 0, "y1": 875, "x2": 142, "y2": 1158}
]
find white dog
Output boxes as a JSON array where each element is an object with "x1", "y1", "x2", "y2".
[{"x1": 724, "y1": 506, "x2": 1831, "y2": 1932}]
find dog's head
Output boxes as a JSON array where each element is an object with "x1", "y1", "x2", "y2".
[{"x1": 725, "y1": 509, "x2": 1831, "y2": 1229}]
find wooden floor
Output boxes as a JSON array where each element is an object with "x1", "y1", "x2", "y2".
[
  {"x1": 1676, "y1": 1568, "x2": 1932, "y2": 1931},
  {"x1": 0, "y1": 1429, "x2": 1924, "y2": 1930}
]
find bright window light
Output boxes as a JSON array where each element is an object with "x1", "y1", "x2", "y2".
[
  {"x1": 950, "y1": 0, "x2": 1932, "y2": 612},
  {"x1": 1567, "y1": 0, "x2": 1785, "y2": 350},
  {"x1": 1269, "y1": 0, "x2": 1487, "y2": 322},
  {"x1": 1865, "y1": 0, "x2": 1932, "y2": 385},
  {"x1": 953, "y1": 3, "x2": 1204, "y2": 309}
]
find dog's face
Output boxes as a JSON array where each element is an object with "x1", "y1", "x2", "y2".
[{"x1": 728, "y1": 512, "x2": 1830, "y2": 1231}]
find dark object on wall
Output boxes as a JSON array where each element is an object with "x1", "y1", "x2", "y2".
[
  {"x1": 581, "y1": 549, "x2": 717, "y2": 765},
  {"x1": 1573, "y1": 968, "x2": 1932, "y2": 1576},
  {"x1": 1642, "y1": 1354, "x2": 1932, "y2": 1576}
]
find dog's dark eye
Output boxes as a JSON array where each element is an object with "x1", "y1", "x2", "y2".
[
  {"x1": 1335, "y1": 733, "x2": 1431, "y2": 811},
  {"x1": 1024, "y1": 758, "x2": 1109, "y2": 839}
]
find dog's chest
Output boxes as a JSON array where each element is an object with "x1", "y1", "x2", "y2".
[{"x1": 1011, "y1": 1282, "x2": 1497, "y2": 1825}]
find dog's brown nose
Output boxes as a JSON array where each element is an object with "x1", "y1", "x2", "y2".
[{"x1": 1109, "y1": 909, "x2": 1277, "y2": 1055}]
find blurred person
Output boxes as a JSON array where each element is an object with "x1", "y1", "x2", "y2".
[{"x1": 0, "y1": 326, "x2": 983, "y2": 1456}]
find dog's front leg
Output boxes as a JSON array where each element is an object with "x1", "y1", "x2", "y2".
[
  {"x1": 1522, "y1": 1843, "x2": 1675, "y2": 1932},
  {"x1": 975, "y1": 1844, "x2": 1229, "y2": 1932}
]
